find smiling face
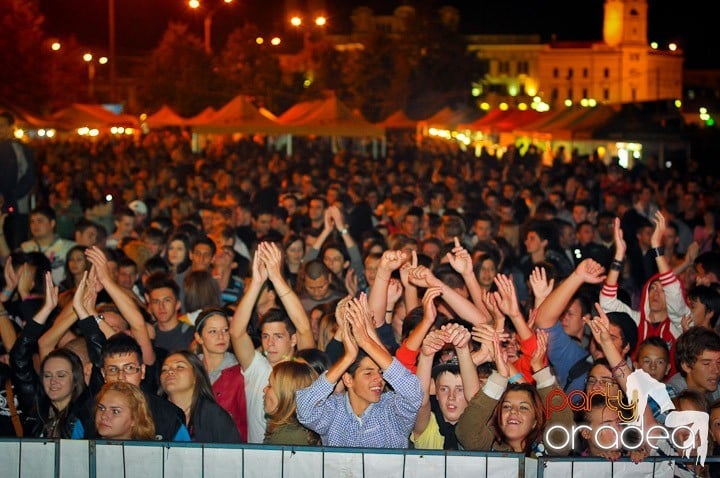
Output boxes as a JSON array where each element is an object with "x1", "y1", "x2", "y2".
[
  {"x1": 499, "y1": 390, "x2": 537, "y2": 448},
  {"x1": 343, "y1": 357, "x2": 386, "y2": 415},
  {"x1": 95, "y1": 390, "x2": 135, "y2": 440},
  {"x1": 42, "y1": 357, "x2": 74, "y2": 408},
  {"x1": 434, "y1": 372, "x2": 467, "y2": 424}
]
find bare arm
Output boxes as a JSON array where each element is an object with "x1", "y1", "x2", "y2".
[
  {"x1": 368, "y1": 249, "x2": 407, "y2": 328},
  {"x1": 446, "y1": 237, "x2": 485, "y2": 308},
  {"x1": 408, "y1": 266, "x2": 490, "y2": 327},
  {"x1": 86, "y1": 247, "x2": 156, "y2": 365},
  {"x1": 493, "y1": 273, "x2": 532, "y2": 341},
  {"x1": 413, "y1": 328, "x2": 446, "y2": 436},
  {"x1": 535, "y1": 259, "x2": 606, "y2": 329},
  {"x1": 260, "y1": 241, "x2": 315, "y2": 350},
  {"x1": 230, "y1": 249, "x2": 267, "y2": 370}
]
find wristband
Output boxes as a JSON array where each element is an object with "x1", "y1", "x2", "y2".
[
  {"x1": 650, "y1": 247, "x2": 664, "y2": 258},
  {"x1": 385, "y1": 310, "x2": 393, "y2": 314},
  {"x1": 610, "y1": 360, "x2": 627, "y2": 375},
  {"x1": 1, "y1": 288, "x2": 12, "y2": 297},
  {"x1": 95, "y1": 314, "x2": 104, "y2": 325},
  {"x1": 609, "y1": 259, "x2": 624, "y2": 272},
  {"x1": 508, "y1": 373, "x2": 523, "y2": 384},
  {"x1": 340, "y1": 227, "x2": 349, "y2": 235}
]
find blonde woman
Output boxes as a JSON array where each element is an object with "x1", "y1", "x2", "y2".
[
  {"x1": 95, "y1": 381, "x2": 155, "y2": 440},
  {"x1": 263, "y1": 360, "x2": 320, "y2": 446}
]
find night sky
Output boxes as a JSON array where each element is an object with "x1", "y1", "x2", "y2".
[{"x1": 37, "y1": 0, "x2": 717, "y2": 68}]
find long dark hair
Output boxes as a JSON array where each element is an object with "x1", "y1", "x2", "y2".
[
  {"x1": 492, "y1": 382, "x2": 546, "y2": 456},
  {"x1": 162, "y1": 350, "x2": 218, "y2": 425},
  {"x1": 40, "y1": 348, "x2": 87, "y2": 437}
]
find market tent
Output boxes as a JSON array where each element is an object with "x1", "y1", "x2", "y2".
[
  {"x1": 0, "y1": 101, "x2": 55, "y2": 129},
  {"x1": 185, "y1": 106, "x2": 217, "y2": 125},
  {"x1": 376, "y1": 110, "x2": 417, "y2": 130},
  {"x1": 50, "y1": 103, "x2": 139, "y2": 130},
  {"x1": 145, "y1": 105, "x2": 187, "y2": 128},
  {"x1": 552, "y1": 105, "x2": 617, "y2": 140},
  {"x1": 487, "y1": 109, "x2": 545, "y2": 133},
  {"x1": 457, "y1": 108, "x2": 505, "y2": 130},
  {"x1": 191, "y1": 95, "x2": 286, "y2": 134},
  {"x1": 513, "y1": 107, "x2": 589, "y2": 140},
  {"x1": 276, "y1": 94, "x2": 384, "y2": 137}
]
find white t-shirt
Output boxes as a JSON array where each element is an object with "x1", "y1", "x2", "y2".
[{"x1": 243, "y1": 350, "x2": 272, "y2": 443}]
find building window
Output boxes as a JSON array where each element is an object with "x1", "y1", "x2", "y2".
[
  {"x1": 553, "y1": 67, "x2": 559, "y2": 78},
  {"x1": 518, "y1": 61, "x2": 529, "y2": 74},
  {"x1": 604, "y1": 68, "x2": 610, "y2": 78},
  {"x1": 498, "y1": 61, "x2": 509, "y2": 74},
  {"x1": 568, "y1": 88, "x2": 573, "y2": 101},
  {"x1": 583, "y1": 68, "x2": 589, "y2": 78},
  {"x1": 567, "y1": 68, "x2": 574, "y2": 79},
  {"x1": 551, "y1": 88, "x2": 558, "y2": 100},
  {"x1": 603, "y1": 88, "x2": 610, "y2": 100},
  {"x1": 582, "y1": 88, "x2": 588, "y2": 98}
]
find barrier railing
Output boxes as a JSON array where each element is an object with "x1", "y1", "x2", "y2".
[{"x1": 1, "y1": 439, "x2": 714, "y2": 478}]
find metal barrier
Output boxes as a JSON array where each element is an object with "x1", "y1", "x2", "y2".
[
  {"x1": 0, "y1": 439, "x2": 523, "y2": 478},
  {"x1": 1, "y1": 439, "x2": 715, "y2": 478}
]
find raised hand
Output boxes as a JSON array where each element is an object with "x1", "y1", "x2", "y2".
[
  {"x1": 444, "y1": 322, "x2": 471, "y2": 350},
  {"x1": 422, "y1": 286, "x2": 443, "y2": 323},
  {"x1": 73, "y1": 271, "x2": 90, "y2": 318},
  {"x1": 530, "y1": 329, "x2": 549, "y2": 372},
  {"x1": 481, "y1": 290, "x2": 505, "y2": 331},
  {"x1": 340, "y1": 311, "x2": 358, "y2": 359},
  {"x1": 41, "y1": 271, "x2": 58, "y2": 314},
  {"x1": 420, "y1": 329, "x2": 448, "y2": 357},
  {"x1": 529, "y1": 266, "x2": 554, "y2": 306},
  {"x1": 16, "y1": 263, "x2": 34, "y2": 298},
  {"x1": 584, "y1": 303, "x2": 615, "y2": 349},
  {"x1": 85, "y1": 246, "x2": 113, "y2": 286},
  {"x1": 446, "y1": 237, "x2": 473, "y2": 275},
  {"x1": 3, "y1": 257, "x2": 18, "y2": 292},
  {"x1": 379, "y1": 249, "x2": 408, "y2": 277},
  {"x1": 408, "y1": 265, "x2": 442, "y2": 289},
  {"x1": 574, "y1": 258, "x2": 607, "y2": 284},
  {"x1": 493, "y1": 335, "x2": 510, "y2": 378},
  {"x1": 650, "y1": 210, "x2": 666, "y2": 248},
  {"x1": 386, "y1": 278, "x2": 404, "y2": 306},
  {"x1": 493, "y1": 273, "x2": 521, "y2": 319},
  {"x1": 258, "y1": 241, "x2": 284, "y2": 281},
  {"x1": 250, "y1": 246, "x2": 268, "y2": 283},
  {"x1": 345, "y1": 268, "x2": 359, "y2": 298},
  {"x1": 345, "y1": 295, "x2": 374, "y2": 350},
  {"x1": 323, "y1": 208, "x2": 334, "y2": 232}
]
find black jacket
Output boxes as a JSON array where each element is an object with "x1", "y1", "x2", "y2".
[
  {"x1": 76, "y1": 317, "x2": 188, "y2": 441},
  {"x1": 189, "y1": 395, "x2": 241, "y2": 443},
  {"x1": 9, "y1": 319, "x2": 91, "y2": 438}
]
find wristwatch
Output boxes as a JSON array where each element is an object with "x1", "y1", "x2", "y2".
[
  {"x1": 340, "y1": 227, "x2": 349, "y2": 235},
  {"x1": 95, "y1": 314, "x2": 104, "y2": 325}
]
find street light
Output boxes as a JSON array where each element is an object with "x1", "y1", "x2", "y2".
[
  {"x1": 188, "y1": 0, "x2": 233, "y2": 55},
  {"x1": 83, "y1": 53, "x2": 109, "y2": 101}
]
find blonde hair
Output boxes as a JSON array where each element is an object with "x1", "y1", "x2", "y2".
[
  {"x1": 266, "y1": 360, "x2": 320, "y2": 444},
  {"x1": 96, "y1": 381, "x2": 156, "y2": 440}
]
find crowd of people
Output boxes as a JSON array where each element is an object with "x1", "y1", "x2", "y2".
[{"x1": 3, "y1": 108, "x2": 720, "y2": 474}]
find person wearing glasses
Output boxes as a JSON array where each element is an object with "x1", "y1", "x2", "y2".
[{"x1": 69, "y1": 247, "x2": 190, "y2": 441}]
